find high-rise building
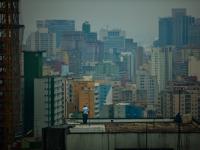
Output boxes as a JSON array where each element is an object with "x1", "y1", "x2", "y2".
[
  {"x1": 61, "y1": 22, "x2": 99, "y2": 66},
  {"x1": 82, "y1": 21, "x2": 97, "y2": 43},
  {"x1": 81, "y1": 22, "x2": 99, "y2": 62},
  {"x1": 189, "y1": 18, "x2": 200, "y2": 47},
  {"x1": 55, "y1": 50, "x2": 70, "y2": 76},
  {"x1": 26, "y1": 28, "x2": 56, "y2": 57},
  {"x1": 96, "y1": 41, "x2": 104, "y2": 62},
  {"x1": 161, "y1": 79, "x2": 200, "y2": 121},
  {"x1": 173, "y1": 47, "x2": 200, "y2": 79},
  {"x1": 85, "y1": 32, "x2": 97, "y2": 43},
  {"x1": 135, "y1": 46, "x2": 144, "y2": 71},
  {"x1": 111, "y1": 81, "x2": 122, "y2": 103},
  {"x1": 70, "y1": 79, "x2": 95, "y2": 118},
  {"x1": 120, "y1": 52, "x2": 136, "y2": 82},
  {"x1": 172, "y1": 8, "x2": 186, "y2": 17},
  {"x1": 61, "y1": 30, "x2": 99, "y2": 74},
  {"x1": 24, "y1": 51, "x2": 43, "y2": 133},
  {"x1": 136, "y1": 69, "x2": 158, "y2": 103},
  {"x1": 188, "y1": 56, "x2": 200, "y2": 81},
  {"x1": 94, "y1": 61, "x2": 119, "y2": 79},
  {"x1": 37, "y1": 20, "x2": 75, "y2": 48},
  {"x1": 61, "y1": 31, "x2": 84, "y2": 75},
  {"x1": 125, "y1": 38, "x2": 137, "y2": 52},
  {"x1": 83, "y1": 42, "x2": 98, "y2": 62},
  {"x1": 174, "y1": 60, "x2": 188, "y2": 79},
  {"x1": 100, "y1": 29, "x2": 126, "y2": 61},
  {"x1": 159, "y1": 17, "x2": 173, "y2": 46},
  {"x1": 82, "y1": 21, "x2": 90, "y2": 34},
  {"x1": 34, "y1": 76, "x2": 64, "y2": 137},
  {"x1": 151, "y1": 47, "x2": 173, "y2": 92},
  {"x1": 158, "y1": 8, "x2": 195, "y2": 47},
  {"x1": 172, "y1": 8, "x2": 195, "y2": 47}
]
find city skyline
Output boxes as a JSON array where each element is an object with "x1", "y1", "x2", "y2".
[
  {"x1": 1, "y1": 1, "x2": 200, "y2": 149},
  {"x1": 22, "y1": 0, "x2": 200, "y2": 46}
]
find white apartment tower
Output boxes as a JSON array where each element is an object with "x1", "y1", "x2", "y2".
[
  {"x1": 151, "y1": 47, "x2": 173, "y2": 92},
  {"x1": 34, "y1": 76, "x2": 64, "y2": 137}
]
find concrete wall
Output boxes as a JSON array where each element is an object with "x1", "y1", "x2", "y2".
[{"x1": 66, "y1": 133, "x2": 200, "y2": 150}]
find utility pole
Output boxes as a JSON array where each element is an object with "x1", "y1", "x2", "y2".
[
  {"x1": 177, "y1": 89, "x2": 181, "y2": 150},
  {"x1": 175, "y1": 88, "x2": 182, "y2": 150},
  {"x1": 145, "y1": 121, "x2": 148, "y2": 149}
]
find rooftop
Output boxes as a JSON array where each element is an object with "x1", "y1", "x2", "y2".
[{"x1": 57, "y1": 119, "x2": 200, "y2": 134}]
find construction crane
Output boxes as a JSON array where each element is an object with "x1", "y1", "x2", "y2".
[{"x1": 0, "y1": 0, "x2": 24, "y2": 149}]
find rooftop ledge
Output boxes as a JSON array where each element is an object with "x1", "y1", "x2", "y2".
[{"x1": 55, "y1": 119, "x2": 200, "y2": 134}]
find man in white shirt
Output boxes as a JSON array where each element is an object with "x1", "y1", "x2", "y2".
[{"x1": 82, "y1": 104, "x2": 89, "y2": 124}]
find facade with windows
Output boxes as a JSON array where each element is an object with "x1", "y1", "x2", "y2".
[
  {"x1": 26, "y1": 28, "x2": 56, "y2": 57},
  {"x1": 34, "y1": 76, "x2": 64, "y2": 137},
  {"x1": 100, "y1": 29, "x2": 126, "y2": 61},
  {"x1": 161, "y1": 79, "x2": 200, "y2": 120},
  {"x1": 151, "y1": 47, "x2": 173, "y2": 92},
  {"x1": 136, "y1": 69, "x2": 158, "y2": 103},
  {"x1": 37, "y1": 20, "x2": 75, "y2": 48}
]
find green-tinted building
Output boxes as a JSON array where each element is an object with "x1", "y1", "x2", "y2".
[
  {"x1": 24, "y1": 51, "x2": 43, "y2": 133},
  {"x1": 82, "y1": 21, "x2": 90, "y2": 33}
]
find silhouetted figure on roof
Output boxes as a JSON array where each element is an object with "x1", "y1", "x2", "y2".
[
  {"x1": 82, "y1": 105, "x2": 89, "y2": 124},
  {"x1": 175, "y1": 113, "x2": 182, "y2": 124}
]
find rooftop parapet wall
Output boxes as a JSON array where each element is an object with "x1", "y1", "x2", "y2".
[{"x1": 43, "y1": 120, "x2": 200, "y2": 150}]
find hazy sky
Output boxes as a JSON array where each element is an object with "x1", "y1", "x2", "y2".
[{"x1": 21, "y1": 0, "x2": 200, "y2": 46}]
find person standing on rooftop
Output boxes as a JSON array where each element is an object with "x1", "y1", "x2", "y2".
[{"x1": 82, "y1": 104, "x2": 89, "y2": 124}]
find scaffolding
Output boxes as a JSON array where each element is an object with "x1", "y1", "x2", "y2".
[{"x1": 0, "y1": 0, "x2": 23, "y2": 149}]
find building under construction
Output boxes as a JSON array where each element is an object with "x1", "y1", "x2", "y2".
[{"x1": 0, "y1": 0, "x2": 23, "y2": 149}]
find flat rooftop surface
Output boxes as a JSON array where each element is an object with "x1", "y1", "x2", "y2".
[
  {"x1": 70, "y1": 124, "x2": 105, "y2": 133},
  {"x1": 104, "y1": 122, "x2": 200, "y2": 133},
  {"x1": 66, "y1": 119, "x2": 200, "y2": 133}
]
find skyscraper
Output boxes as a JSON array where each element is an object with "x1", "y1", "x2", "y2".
[
  {"x1": 24, "y1": 51, "x2": 43, "y2": 133},
  {"x1": 120, "y1": 52, "x2": 136, "y2": 82},
  {"x1": 61, "y1": 31, "x2": 84, "y2": 75},
  {"x1": 81, "y1": 21, "x2": 99, "y2": 62},
  {"x1": 26, "y1": 28, "x2": 56, "y2": 57},
  {"x1": 159, "y1": 17, "x2": 173, "y2": 46},
  {"x1": 172, "y1": 8, "x2": 195, "y2": 47},
  {"x1": 100, "y1": 29, "x2": 126, "y2": 61},
  {"x1": 189, "y1": 19, "x2": 200, "y2": 47},
  {"x1": 135, "y1": 46, "x2": 144, "y2": 71},
  {"x1": 82, "y1": 21, "x2": 90, "y2": 34},
  {"x1": 37, "y1": 20, "x2": 75, "y2": 48},
  {"x1": 158, "y1": 8, "x2": 195, "y2": 47},
  {"x1": 125, "y1": 38, "x2": 137, "y2": 52},
  {"x1": 188, "y1": 56, "x2": 200, "y2": 81},
  {"x1": 151, "y1": 47, "x2": 173, "y2": 92}
]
